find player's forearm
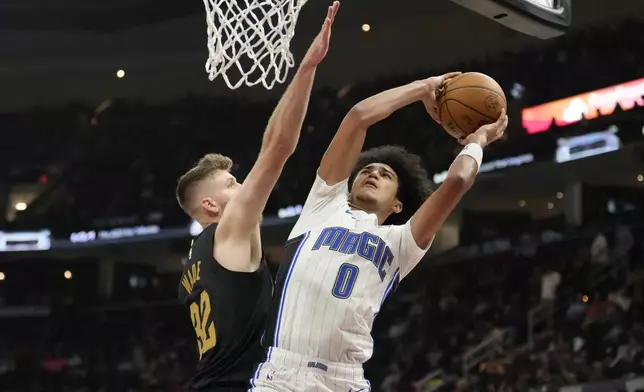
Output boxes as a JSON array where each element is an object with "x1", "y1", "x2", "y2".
[
  {"x1": 442, "y1": 155, "x2": 478, "y2": 192},
  {"x1": 317, "y1": 81, "x2": 427, "y2": 185},
  {"x1": 409, "y1": 142, "x2": 482, "y2": 248},
  {"x1": 445, "y1": 135, "x2": 486, "y2": 185},
  {"x1": 350, "y1": 80, "x2": 426, "y2": 127},
  {"x1": 261, "y1": 65, "x2": 317, "y2": 158}
]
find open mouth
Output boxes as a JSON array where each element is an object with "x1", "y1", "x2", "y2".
[{"x1": 364, "y1": 180, "x2": 377, "y2": 189}]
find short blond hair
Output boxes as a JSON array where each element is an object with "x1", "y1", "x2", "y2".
[{"x1": 176, "y1": 153, "x2": 233, "y2": 214}]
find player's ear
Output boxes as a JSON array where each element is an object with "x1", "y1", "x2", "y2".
[
  {"x1": 202, "y1": 197, "x2": 220, "y2": 216},
  {"x1": 392, "y1": 199, "x2": 402, "y2": 215}
]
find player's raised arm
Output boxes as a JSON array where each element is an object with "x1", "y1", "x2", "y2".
[
  {"x1": 216, "y1": 2, "x2": 339, "y2": 241},
  {"x1": 318, "y1": 72, "x2": 461, "y2": 186},
  {"x1": 408, "y1": 110, "x2": 508, "y2": 249}
]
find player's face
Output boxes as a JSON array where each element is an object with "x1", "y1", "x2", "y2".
[
  {"x1": 201, "y1": 170, "x2": 240, "y2": 217},
  {"x1": 350, "y1": 163, "x2": 402, "y2": 215}
]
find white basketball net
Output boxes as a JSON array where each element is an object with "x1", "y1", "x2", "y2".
[{"x1": 203, "y1": 0, "x2": 308, "y2": 90}]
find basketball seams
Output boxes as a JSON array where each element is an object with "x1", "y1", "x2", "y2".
[
  {"x1": 443, "y1": 98, "x2": 497, "y2": 122},
  {"x1": 443, "y1": 101, "x2": 467, "y2": 138},
  {"x1": 437, "y1": 72, "x2": 506, "y2": 136},
  {"x1": 446, "y1": 73, "x2": 477, "y2": 86},
  {"x1": 443, "y1": 73, "x2": 469, "y2": 85},
  {"x1": 442, "y1": 85, "x2": 507, "y2": 105},
  {"x1": 444, "y1": 73, "x2": 497, "y2": 91}
]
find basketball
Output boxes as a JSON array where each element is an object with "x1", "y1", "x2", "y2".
[{"x1": 436, "y1": 72, "x2": 507, "y2": 139}]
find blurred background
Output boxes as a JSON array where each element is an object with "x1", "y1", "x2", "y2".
[{"x1": 1, "y1": 0, "x2": 644, "y2": 391}]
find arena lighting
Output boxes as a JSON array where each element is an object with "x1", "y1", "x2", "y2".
[
  {"x1": 64, "y1": 270, "x2": 72, "y2": 280},
  {"x1": 1, "y1": 213, "x2": 299, "y2": 253},
  {"x1": 0, "y1": 272, "x2": 5, "y2": 281},
  {"x1": 14, "y1": 202, "x2": 27, "y2": 211},
  {"x1": 278, "y1": 204, "x2": 303, "y2": 219},
  {"x1": 556, "y1": 192, "x2": 563, "y2": 199},
  {"x1": 69, "y1": 225, "x2": 161, "y2": 243},
  {"x1": 116, "y1": 69, "x2": 126, "y2": 78},
  {"x1": 555, "y1": 128, "x2": 621, "y2": 164},
  {"x1": 522, "y1": 77, "x2": 644, "y2": 134},
  {"x1": 0, "y1": 230, "x2": 51, "y2": 252},
  {"x1": 361, "y1": 23, "x2": 370, "y2": 32},
  {"x1": 510, "y1": 82, "x2": 525, "y2": 100},
  {"x1": 638, "y1": 174, "x2": 644, "y2": 182},
  {"x1": 433, "y1": 153, "x2": 534, "y2": 184}
]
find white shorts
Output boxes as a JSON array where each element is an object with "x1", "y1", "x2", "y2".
[{"x1": 249, "y1": 347, "x2": 371, "y2": 392}]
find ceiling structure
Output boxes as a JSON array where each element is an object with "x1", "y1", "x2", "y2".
[
  {"x1": 0, "y1": 0, "x2": 202, "y2": 31},
  {"x1": 0, "y1": 0, "x2": 642, "y2": 110}
]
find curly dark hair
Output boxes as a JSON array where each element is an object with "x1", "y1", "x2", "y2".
[{"x1": 349, "y1": 145, "x2": 433, "y2": 225}]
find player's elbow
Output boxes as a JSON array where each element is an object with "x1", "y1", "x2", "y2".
[
  {"x1": 263, "y1": 141, "x2": 295, "y2": 164},
  {"x1": 346, "y1": 103, "x2": 373, "y2": 127},
  {"x1": 262, "y1": 126, "x2": 296, "y2": 156},
  {"x1": 441, "y1": 172, "x2": 474, "y2": 196}
]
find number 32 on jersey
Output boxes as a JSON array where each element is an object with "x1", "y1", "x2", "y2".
[{"x1": 190, "y1": 290, "x2": 217, "y2": 359}]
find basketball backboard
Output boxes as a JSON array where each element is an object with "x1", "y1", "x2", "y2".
[{"x1": 449, "y1": 0, "x2": 571, "y2": 39}]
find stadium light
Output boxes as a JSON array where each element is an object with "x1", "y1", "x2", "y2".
[
  {"x1": 116, "y1": 69, "x2": 126, "y2": 78},
  {"x1": 64, "y1": 270, "x2": 73, "y2": 280},
  {"x1": 361, "y1": 24, "x2": 370, "y2": 32},
  {"x1": 0, "y1": 272, "x2": 5, "y2": 281},
  {"x1": 14, "y1": 202, "x2": 27, "y2": 211}
]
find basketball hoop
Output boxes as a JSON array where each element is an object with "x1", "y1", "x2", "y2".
[{"x1": 202, "y1": 0, "x2": 309, "y2": 90}]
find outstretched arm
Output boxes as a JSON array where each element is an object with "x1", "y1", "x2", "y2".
[
  {"x1": 409, "y1": 110, "x2": 509, "y2": 249},
  {"x1": 318, "y1": 72, "x2": 461, "y2": 185},
  {"x1": 217, "y1": 2, "x2": 340, "y2": 240}
]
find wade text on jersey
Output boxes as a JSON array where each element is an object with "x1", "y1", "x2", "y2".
[{"x1": 181, "y1": 260, "x2": 201, "y2": 295}]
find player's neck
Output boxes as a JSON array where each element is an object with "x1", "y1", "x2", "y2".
[
  {"x1": 198, "y1": 217, "x2": 219, "y2": 229},
  {"x1": 348, "y1": 202, "x2": 388, "y2": 225}
]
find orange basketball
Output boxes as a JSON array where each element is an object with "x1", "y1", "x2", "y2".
[{"x1": 436, "y1": 72, "x2": 507, "y2": 139}]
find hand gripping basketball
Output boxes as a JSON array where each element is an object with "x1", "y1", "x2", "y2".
[
  {"x1": 459, "y1": 108, "x2": 508, "y2": 148},
  {"x1": 301, "y1": 1, "x2": 340, "y2": 69},
  {"x1": 420, "y1": 72, "x2": 462, "y2": 124}
]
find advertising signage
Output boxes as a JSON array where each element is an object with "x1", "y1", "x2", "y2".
[
  {"x1": 522, "y1": 77, "x2": 644, "y2": 134},
  {"x1": 0, "y1": 212, "x2": 302, "y2": 253}
]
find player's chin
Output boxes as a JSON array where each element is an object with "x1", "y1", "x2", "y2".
[{"x1": 355, "y1": 187, "x2": 379, "y2": 201}]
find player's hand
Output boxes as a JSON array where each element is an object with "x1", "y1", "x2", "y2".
[
  {"x1": 420, "y1": 72, "x2": 462, "y2": 124},
  {"x1": 459, "y1": 109, "x2": 508, "y2": 148},
  {"x1": 301, "y1": 1, "x2": 340, "y2": 69}
]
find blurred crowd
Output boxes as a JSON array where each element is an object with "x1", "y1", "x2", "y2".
[
  {"x1": 370, "y1": 220, "x2": 644, "y2": 392},
  {"x1": 1, "y1": 16, "x2": 644, "y2": 392}
]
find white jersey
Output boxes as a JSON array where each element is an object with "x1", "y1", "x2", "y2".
[{"x1": 263, "y1": 173, "x2": 431, "y2": 364}]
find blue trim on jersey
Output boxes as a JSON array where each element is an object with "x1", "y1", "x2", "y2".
[
  {"x1": 373, "y1": 268, "x2": 400, "y2": 320},
  {"x1": 248, "y1": 346, "x2": 274, "y2": 391},
  {"x1": 273, "y1": 231, "x2": 310, "y2": 347},
  {"x1": 381, "y1": 269, "x2": 400, "y2": 307}
]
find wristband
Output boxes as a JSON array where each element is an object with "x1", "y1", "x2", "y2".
[{"x1": 457, "y1": 143, "x2": 483, "y2": 172}]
